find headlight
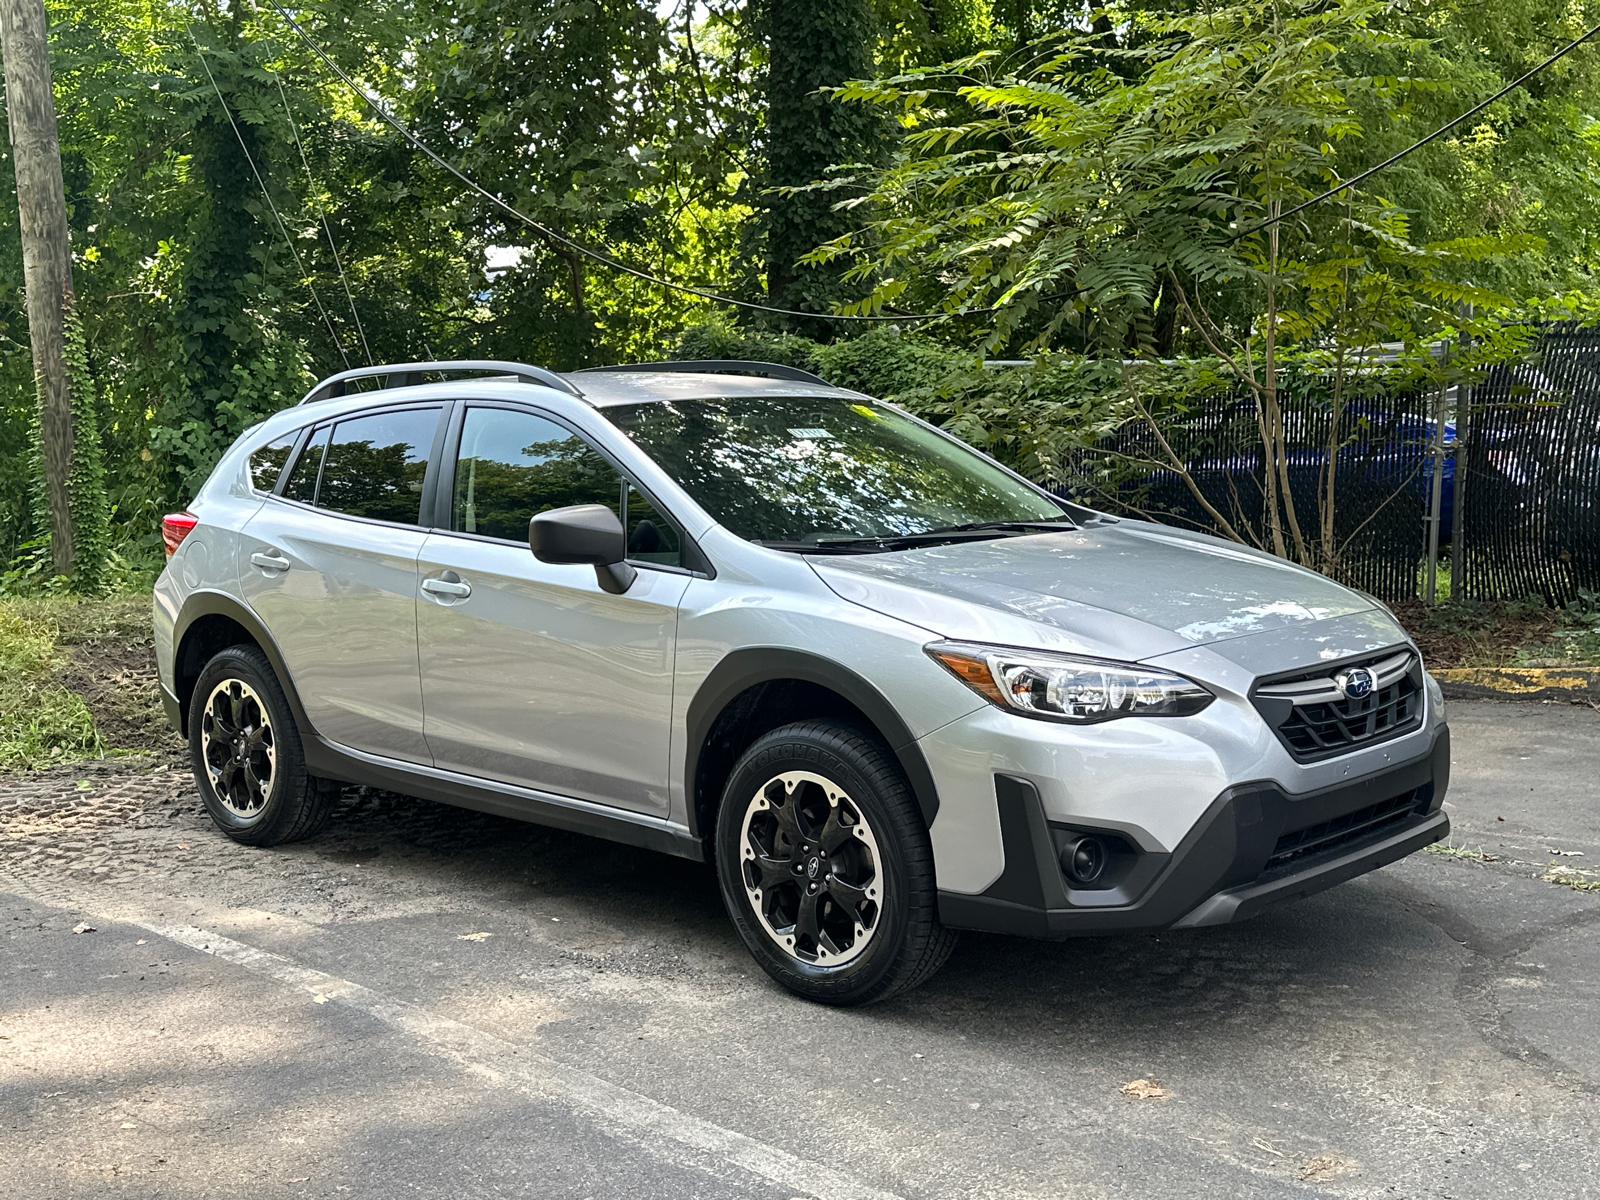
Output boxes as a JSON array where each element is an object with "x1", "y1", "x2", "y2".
[{"x1": 926, "y1": 641, "x2": 1214, "y2": 723}]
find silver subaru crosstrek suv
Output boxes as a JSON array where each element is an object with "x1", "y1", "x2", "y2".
[{"x1": 154, "y1": 358, "x2": 1451, "y2": 1004}]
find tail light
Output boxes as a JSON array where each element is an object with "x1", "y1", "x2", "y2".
[{"x1": 162, "y1": 511, "x2": 199, "y2": 558}]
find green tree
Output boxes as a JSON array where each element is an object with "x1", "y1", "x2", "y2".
[{"x1": 809, "y1": 0, "x2": 1539, "y2": 567}]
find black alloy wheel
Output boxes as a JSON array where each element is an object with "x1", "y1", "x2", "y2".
[
  {"x1": 200, "y1": 678, "x2": 276, "y2": 817},
  {"x1": 188, "y1": 645, "x2": 336, "y2": 846},
  {"x1": 715, "y1": 720, "x2": 958, "y2": 1005},
  {"x1": 738, "y1": 768, "x2": 885, "y2": 967}
]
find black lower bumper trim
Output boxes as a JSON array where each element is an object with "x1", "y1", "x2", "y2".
[
  {"x1": 939, "y1": 727, "x2": 1451, "y2": 939},
  {"x1": 1171, "y1": 810, "x2": 1448, "y2": 927}
]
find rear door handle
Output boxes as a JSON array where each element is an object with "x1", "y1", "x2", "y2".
[
  {"x1": 250, "y1": 551, "x2": 291, "y2": 572},
  {"x1": 421, "y1": 572, "x2": 472, "y2": 599}
]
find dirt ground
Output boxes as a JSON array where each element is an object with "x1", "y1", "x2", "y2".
[{"x1": 1387, "y1": 599, "x2": 1568, "y2": 669}]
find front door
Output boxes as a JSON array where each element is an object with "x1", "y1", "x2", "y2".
[
  {"x1": 416, "y1": 404, "x2": 690, "y2": 816},
  {"x1": 239, "y1": 404, "x2": 445, "y2": 764}
]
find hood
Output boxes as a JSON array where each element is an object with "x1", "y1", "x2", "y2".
[{"x1": 811, "y1": 520, "x2": 1380, "y2": 661}]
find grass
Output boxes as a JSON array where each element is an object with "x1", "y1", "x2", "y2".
[
  {"x1": 1428, "y1": 842, "x2": 1600, "y2": 896},
  {"x1": 1543, "y1": 864, "x2": 1600, "y2": 893},
  {"x1": 0, "y1": 593, "x2": 166, "y2": 770},
  {"x1": 1426, "y1": 841, "x2": 1498, "y2": 863},
  {"x1": 0, "y1": 602, "x2": 102, "y2": 769}
]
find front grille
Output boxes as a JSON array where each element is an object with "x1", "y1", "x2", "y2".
[
  {"x1": 1266, "y1": 786, "x2": 1430, "y2": 871},
  {"x1": 1254, "y1": 649, "x2": 1423, "y2": 762}
]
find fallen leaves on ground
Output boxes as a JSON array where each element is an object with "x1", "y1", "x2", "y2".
[
  {"x1": 1121, "y1": 1078, "x2": 1169, "y2": 1100},
  {"x1": 457, "y1": 931, "x2": 491, "y2": 942},
  {"x1": 1298, "y1": 1154, "x2": 1349, "y2": 1181},
  {"x1": 71, "y1": 922, "x2": 95, "y2": 934}
]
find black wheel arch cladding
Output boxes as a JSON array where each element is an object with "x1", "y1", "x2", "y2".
[
  {"x1": 685, "y1": 647, "x2": 941, "y2": 838},
  {"x1": 172, "y1": 591, "x2": 313, "y2": 740}
]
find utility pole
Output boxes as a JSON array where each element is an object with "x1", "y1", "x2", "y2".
[{"x1": 1, "y1": 0, "x2": 76, "y2": 577}]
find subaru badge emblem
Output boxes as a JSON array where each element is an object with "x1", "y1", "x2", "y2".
[{"x1": 1337, "y1": 667, "x2": 1375, "y2": 700}]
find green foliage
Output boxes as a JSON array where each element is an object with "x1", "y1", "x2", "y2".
[
  {"x1": 61, "y1": 302, "x2": 110, "y2": 594},
  {"x1": 674, "y1": 320, "x2": 1189, "y2": 481},
  {"x1": 4, "y1": 0, "x2": 1600, "y2": 585},
  {"x1": 674, "y1": 317, "x2": 826, "y2": 371},
  {"x1": 1338, "y1": 0, "x2": 1600, "y2": 299},
  {"x1": 749, "y1": 0, "x2": 884, "y2": 326},
  {"x1": 0, "y1": 601, "x2": 101, "y2": 769},
  {"x1": 1515, "y1": 588, "x2": 1600, "y2": 665},
  {"x1": 802, "y1": 0, "x2": 1571, "y2": 567}
]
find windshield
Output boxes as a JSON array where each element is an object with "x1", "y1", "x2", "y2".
[{"x1": 603, "y1": 395, "x2": 1069, "y2": 548}]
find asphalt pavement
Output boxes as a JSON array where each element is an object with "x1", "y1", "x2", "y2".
[{"x1": 2, "y1": 699, "x2": 1598, "y2": 1199}]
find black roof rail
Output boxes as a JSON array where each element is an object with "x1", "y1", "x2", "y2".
[
  {"x1": 577, "y1": 359, "x2": 830, "y2": 387},
  {"x1": 300, "y1": 360, "x2": 582, "y2": 404}
]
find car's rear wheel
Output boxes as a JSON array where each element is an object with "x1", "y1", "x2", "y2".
[
  {"x1": 189, "y1": 646, "x2": 335, "y2": 846},
  {"x1": 715, "y1": 721, "x2": 957, "y2": 1005}
]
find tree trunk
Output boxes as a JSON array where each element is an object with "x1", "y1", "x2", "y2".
[{"x1": 1, "y1": 0, "x2": 75, "y2": 577}]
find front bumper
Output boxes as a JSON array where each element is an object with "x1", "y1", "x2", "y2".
[{"x1": 938, "y1": 727, "x2": 1450, "y2": 938}]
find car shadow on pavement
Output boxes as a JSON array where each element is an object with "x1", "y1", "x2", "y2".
[{"x1": 309, "y1": 785, "x2": 1458, "y2": 1051}]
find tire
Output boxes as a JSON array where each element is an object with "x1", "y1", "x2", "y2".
[
  {"x1": 188, "y1": 645, "x2": 336, "y2": 847},
  {"x1": 714, "y1": 720, "x2": 958, "y2": 1005}
]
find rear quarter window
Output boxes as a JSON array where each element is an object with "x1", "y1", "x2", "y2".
[{"x1": 249, "y1": 433, "x2": 299, "y2": 493}]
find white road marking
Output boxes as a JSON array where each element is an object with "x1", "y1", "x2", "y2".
[{"x1": 143, "y1": 921, "x2": 905, "y2": 1200}]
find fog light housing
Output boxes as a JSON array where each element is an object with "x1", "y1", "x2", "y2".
[{"x1": 1060, "y1": 835, "x2": 1108, "y2": 886}]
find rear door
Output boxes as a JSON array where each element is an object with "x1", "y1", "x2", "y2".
[
  {"x1": 239, "y1": 403, "x2": 448, "y2": 764},
  {"x1": 415, "y1": 403, "x2": 690, "y2": 815}
]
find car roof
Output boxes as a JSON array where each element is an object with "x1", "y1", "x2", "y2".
[
  {"x1": 566, "y1": 370, "x2": 865, "y2": 408},
  {"x1": 285, "y1": 364, "x2": 868, "y2": 426}
]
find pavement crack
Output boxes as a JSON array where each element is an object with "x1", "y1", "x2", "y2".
[{"x1": 1374, "y1": 870, "x2": 1600, "y2": 1097}]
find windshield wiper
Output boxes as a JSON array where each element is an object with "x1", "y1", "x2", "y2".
[
  {"x1": 756, "y1": 520, "x2": 1077, "y2": 555},
  {"x1": 757, "y1": 529, "x2": 1019, "y2": 555}
]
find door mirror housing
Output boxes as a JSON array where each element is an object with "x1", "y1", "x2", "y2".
[{"x1": 529, "y1": 504, "x2": 637, "y2": 595}]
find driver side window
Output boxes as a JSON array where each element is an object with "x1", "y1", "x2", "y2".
[{"x1": 452, "y1": 407, "x2": 683, "y2": 567}]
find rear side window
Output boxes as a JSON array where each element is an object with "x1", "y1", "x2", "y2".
[
  {"x1": 318, "y1": 407, "x2": 443, "y2": 525},
  {"x1": 249, "y1": 433, "x2": 297, "y2": 493},
  {"x1": 281, "y1": 427, "x2": 328, "y2": 504},
  {"x1": 452, "y1": 407, "x2": 621, "y2": 541}
]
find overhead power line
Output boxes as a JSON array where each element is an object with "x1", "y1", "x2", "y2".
[
  {"x1": 1228, "y1": 18, "x2": 1600, "y2": 244},
  {"x1": 265, "y1": 1, "x2": 1600, "y2": 322},
  {"x1": 276, "y1": 74, "x2": 373, "y2": 364},
  {"x1": 263, "y1": 0, "x2": 968, "y2": 323},
  {"x1": 191, "y1": 32, "x2": 352, "y2": 368}
]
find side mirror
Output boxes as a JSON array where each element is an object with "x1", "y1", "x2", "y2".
[{"x1": 529, "y1": 504, "x2": 637, "y2": 595}]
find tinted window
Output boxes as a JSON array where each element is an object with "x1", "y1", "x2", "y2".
[
  {"x1": 625, "y1": 483, "x2": 682, "y2": 567},
  {"x1": 250, "y1": 433, "x2": 297, "y2": 493},
  {"x1": 606, "y1": 396, "x2": 1067, "y2": 546},
  {"x1": 281, "y1": 426, "x2": 328, "y2": 504},
  {"x1": 452, "y1": 407, "x2": 621, "y2": 542},
  {"x1": 318, "y1": 407, "x2": 442, "y2": 525}
]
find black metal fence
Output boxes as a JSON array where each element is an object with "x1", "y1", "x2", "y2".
[
  {"x1": 1058, "y1": 323, "x2": 1600, "y2": 604},
  {"x1": 1457, "y1": 323, "x2": 1600, "y2": 605},
  {"x1": 1059, "y1": 375, "x2": 1441, "y2": 602}
]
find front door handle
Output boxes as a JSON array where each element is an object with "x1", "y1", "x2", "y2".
[
  {"x1": 421, "y1": 571, "x2": 472, "y2": 599},
  {"x1": 250, "y1": 551, "x2": 291, "y2": 573}
]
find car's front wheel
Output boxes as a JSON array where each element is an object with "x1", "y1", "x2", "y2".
[
  {"x1": 715, "y1": 721, "x2": 957, "y2": 1005},
  {"x1": 188, "y1": 645, "x2": 335, "y2": 846}
]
